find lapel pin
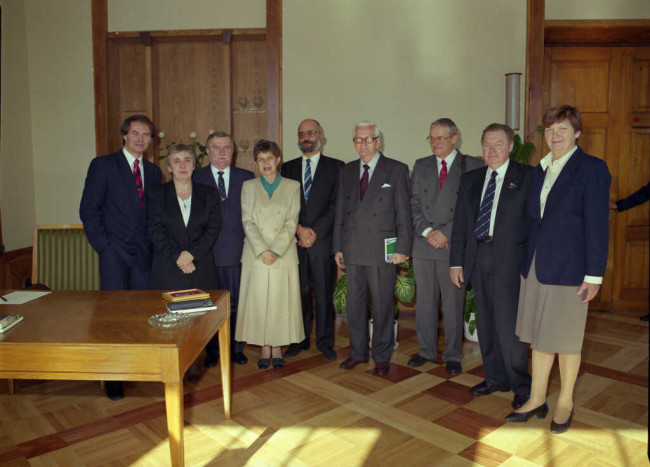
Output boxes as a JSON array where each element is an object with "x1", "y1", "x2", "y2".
[{"x1": 509, "y1": 182, "x2": 517, "y2": 189}]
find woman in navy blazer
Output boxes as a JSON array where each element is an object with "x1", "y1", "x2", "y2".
[{"x1": 507, "y1": 106, "x2": 611, "y2": 434}]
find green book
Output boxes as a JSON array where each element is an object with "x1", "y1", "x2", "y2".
[{"x1": 384, "y1": 237, "x2": 397, "y2": 262}]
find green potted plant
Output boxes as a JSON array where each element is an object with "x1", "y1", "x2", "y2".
[
  {"x1": 463, "y1": 283, "x2": 478, "y2": 342},
  {"x1": 333, "y1": 258, "x2": 415, "y2": 349}
]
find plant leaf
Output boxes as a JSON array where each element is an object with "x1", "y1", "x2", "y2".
[{"x1": 333, "y1": 274, "x2": 347, "y2": 314}]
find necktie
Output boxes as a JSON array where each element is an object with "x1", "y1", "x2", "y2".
[
  {"x1": 217, "y1": 171, "x2": 227, "y2": 201},
  {"x1": 474, "y1": 171, "x2": 498, "y2": 239},
  {"x1": 360, "y1": 164, "x2": 370, "y2": 200},
  {"x1": 439, "y1": 160, "x2": 447, "y2": 189},
  {"x1": 133, "y1": 159, "x2": 143, "y2": 210},
  {"x1": 304, "y1": 159, "x2": 312, "y2": 201}
]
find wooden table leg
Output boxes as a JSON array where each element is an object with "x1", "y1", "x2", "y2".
[
  {"x1": 218, "y1": 312, "x2": 231, "y2": 419},
  {"x1": 164, "y1": 381, "x2": 184, "y2": 467}
]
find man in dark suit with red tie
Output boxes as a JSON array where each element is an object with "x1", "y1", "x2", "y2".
[
  {"x1": 450, "y1": 123, "x2": 533, "y2": 410},
  {"x1": 281, "y1": 119, "x2": 343, "y2": 361},
  {"x1": 333, "y1": 121, "x2": 413, "y2": 375},
  {"x1": 80, "y1": 114, "x2": 162, "y2": 400},
  {"x1": 193, "y1": 131, "x2": 254, "y2": 366}
]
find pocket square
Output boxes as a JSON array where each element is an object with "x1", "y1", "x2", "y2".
[{"x1": 381, "y1": 183, "x2": 391, "y2": 188}]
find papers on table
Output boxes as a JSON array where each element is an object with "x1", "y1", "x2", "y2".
[{"x1": 0, "y1": 291, "x2": 51, "y2": 305}]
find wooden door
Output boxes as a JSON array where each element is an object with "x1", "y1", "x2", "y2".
[
  {"x1": 105, "y1": 30, "x2": 268, "y2": 178},
  {"x1": 543, "y1": 45, "x2": 650, "y2": 310}
]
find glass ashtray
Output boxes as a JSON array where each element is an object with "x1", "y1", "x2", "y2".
[{"x1": 149, "y1": 312, "x2": 191, "y2": 329}]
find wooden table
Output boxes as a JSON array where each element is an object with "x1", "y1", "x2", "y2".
[{"x1": 0, "y1": 290, "x2": 231, "y2": 466}]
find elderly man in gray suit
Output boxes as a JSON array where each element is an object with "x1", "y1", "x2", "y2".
[
  {"x1": 334, "y1": 121, "x2": 413, "y2": 376},
  {"x1": 408, "y1": 118, "x2": 483, "y2": 375}
]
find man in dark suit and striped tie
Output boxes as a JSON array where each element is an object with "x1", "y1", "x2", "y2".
[
  {"x1": 450, "y1": 123, "x2": 533, "y2": 410},
  {"x1": 281, "y1": 119, "x2": 343, "y2": 360},
  {"x1": 80, "y1": 114, "x2": 162, "y2": 400},
  {"x1": 194, "y1": 132, "x2": 254, "y2": 366}
]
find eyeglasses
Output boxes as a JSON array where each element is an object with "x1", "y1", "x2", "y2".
[
  {"x1": 426, "y1": 136, "x2": 452, "y2": 143},
  {"x1": 298, "y1": 130, "x2": 320, "y2": 138},
  {"x1": 353, "y1": 136, "x2": 379, "y2": 144}
]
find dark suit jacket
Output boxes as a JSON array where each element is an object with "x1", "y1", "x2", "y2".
[
  {"x1": 147, "y1": 181, "x2": 221, "y2": 289},
  {"x1": 333, "y1": 153, "x2": 413, "y2": 266},
  {"x1": 411, "y1": 151, "x2": 484, "y2": 260},
  {"x1": 193, "y1": 165, "x2": 254, "y2": 267},
  {"x1": 522, "y1": 146, "x2": 611, "y2": 286},
  {"x1": 450, "y1": 160, "x2": 534, "y2": 287},
  {"x1": 281, "y1": 154, "x2": 344, "y2": 257},
  {"x1": 80, "y1": 150, "x2": 162, "y2": 268}
]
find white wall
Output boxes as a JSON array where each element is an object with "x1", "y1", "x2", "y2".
[
  {"x1": 107, "y1": 0, "x2": 265, "y2": 31},
  {"x1": 24, "y1": 0, "x2": 95, "y2": 228},
  {"x1": 282, "y1": 0, "x2": 527, "y2": 165},
  {"x1": 0, "y1": 0, "x2": 36, "y2": 250},
  {"x1": 546, "y1": 0, "x2": 650, "y2": 20}
]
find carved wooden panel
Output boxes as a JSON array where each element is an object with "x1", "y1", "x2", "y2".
[
  {"x1": 106, "y1": 39, "x2": 147, "y2": 155},
  {"x1": 231, "y1": 38, "x2": 267, "y2": 175},
  {"x1": 154, "y1": 39, "x2": 231, "y2": 176}
]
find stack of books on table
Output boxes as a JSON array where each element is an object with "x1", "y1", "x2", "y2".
[
  {"x1": 162, "y1": 288, "x2": 210, "y2": 302},
  {"x1": 166, "y1": 299, "x2": 217, "y2": 315}
]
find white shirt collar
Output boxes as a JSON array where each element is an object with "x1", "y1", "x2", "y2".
[
  {"x1": 540, "y1": 145, "x2": 578, "y2": 171},
  {"x1": 211, "y1": 164, "x2": 231, "y2": 177}
]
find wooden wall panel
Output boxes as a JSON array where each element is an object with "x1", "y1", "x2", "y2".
[
  {"x1": 231, "y1": 38, "x2": 267, "y2": 174},
  {"x1": 154, "y1": 39, "x2": 231, "y2": 177},
  {"x1": 106, "y1": 40, "x2": 147, "y2": 154}
]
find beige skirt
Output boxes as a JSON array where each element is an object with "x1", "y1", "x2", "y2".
[
  {"x1": 516, "y1": 256, "x2": 588, "y2": 354},
  {"x1": 235, "y1": 263, "x2": 304, "y2": 347}
]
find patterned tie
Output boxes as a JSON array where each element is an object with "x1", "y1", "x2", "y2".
[
  {"x1": 474, "y1": 170, "x2": 498, "y2": 239},
  {"x1": 360, "y1": 164, "x2": 370, "y2": 200},
  {"x1": 439, "y1": 159, "x2": 447, "y2": 189},
  {"x1": 217, "y1": 171, "x2": 227, "y2": 201},
  {"x1": 304, "y1": 159, "x2": 312, "y2": 201},
  {"x1": 133, "y1": 159, "x2": 144, "y2": 210}
]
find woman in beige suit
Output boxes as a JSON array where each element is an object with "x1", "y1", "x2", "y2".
[{"x1": 235, "y1": 139, "x2": 304, "y2": 370}]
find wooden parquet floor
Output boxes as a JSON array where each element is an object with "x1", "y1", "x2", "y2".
[{"x1": 1, "y1": 309, "x2": 647, "y2": 466}]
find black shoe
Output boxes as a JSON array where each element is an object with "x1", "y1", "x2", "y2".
[
  {"x1": 505, "y1": 403, "x2": 548, "y2": 422},
  {"x1": 550, "y1": 409, "x2": 574, "y2": 434},
  {"x1": 204, "y1": 353, "x2": 219, "y2": 368},
  {"x1": 641, "y1": 314, "x2": 649, "y2": 322},
  {"x1": 257, "y1": 358, "x2": 270, "y2": 370},
  {"x1": 272, "y1": 358, "x2": 284, "y2": 369},
  {"x1": 407, "y1": 354, "x2": 434, "y2": 367},
  {"x1": 445, "y1": 361, "x2": 462, "y2": 376},
  {"x1": 284, "y1": 342, "x2": 308, "y2": 358},
  {"x1": 232, "y1": 352, "x2": 248, "y2": 365},
  {"x1": 512, "y1": 394, "x2": 529, "y2": 409},
  {"x1": 470, "y1": 381, "x2": 510, "y2": 396},
  {"x1": 321, "y1": 348, "x2": 337, "y2": 360},
  {"x1": 105, "y1": 381, "x2": 124, "y2": 401}
]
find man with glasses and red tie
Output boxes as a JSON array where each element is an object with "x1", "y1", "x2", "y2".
[
  {"x1": 408, "y1": 118, "x2": 483, "y2": 375},
  {"x1": 281, "y1": 119, "x2": 343, "y2": 361},
  {"x1": 450, "y1": 123, "x2": 533, "y2": 410},
  {"x1": 333, "y1": 121, "x2": 412, "y2": 375},
  {"x1": 80, "y1": 114, "x2": 162, "y2": 400}
]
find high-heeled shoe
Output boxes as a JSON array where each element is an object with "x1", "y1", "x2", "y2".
[
  {"x1": 272, "y1": 357, "x2": 284, "y2": 369},
  {"x1": 550, "y1": 409, "x2": 574, "y2": 434},
  {"x1": 505, "y1": 402, "x2": 548, "y2": 422},
  {"x1": 257, "y1": 358, "x2": 270, "y2": 370}
]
